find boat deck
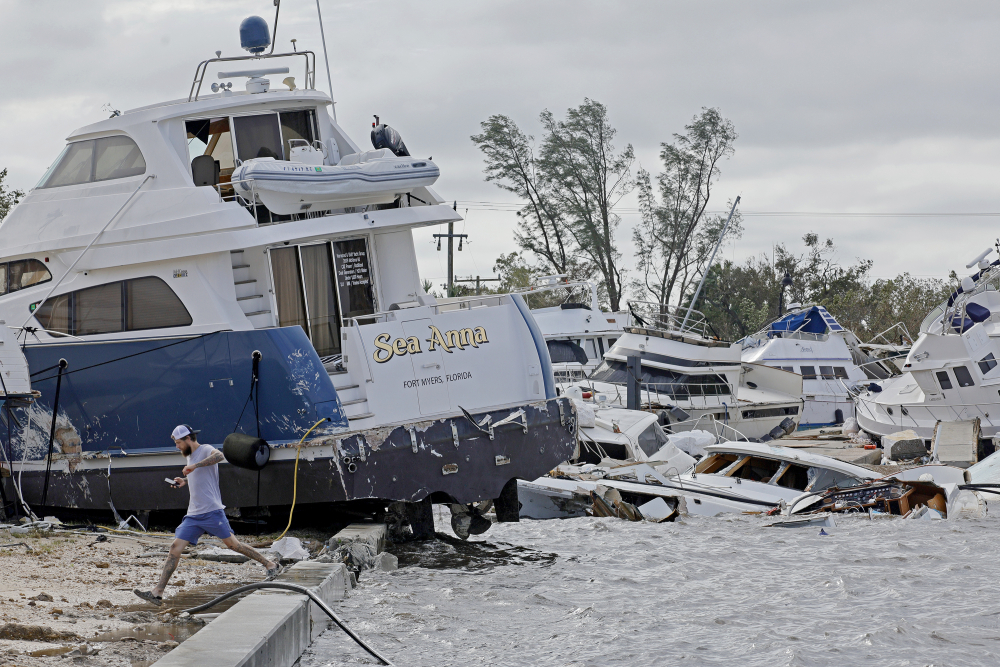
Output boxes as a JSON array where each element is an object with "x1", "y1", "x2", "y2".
[{"x1": 777, "y1": 427, "x2": 883, "y2": 466}]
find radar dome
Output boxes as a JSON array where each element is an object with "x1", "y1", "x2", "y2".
[{"x1": 240, "y1": 16, "x2": 271, "y2": 54}]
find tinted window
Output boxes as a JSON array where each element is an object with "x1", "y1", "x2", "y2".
[
  {"x1": 819, "y1": 366, "x2": 835, "y2": 379},
  {"x1": 979, "y1": 353, "x2": 997, "y2": 375},
  {"x1": 834, "y1": 367, "x2": 849, "y2": 379},
  {"x1": 234, "y1": 114, "x2": 283, "y2": 161},
  {"x1": 34, "y1": 277, "x2": 190, "y2": 336},
  {"x1": 636, "y1": 423, "x2": 668, "y2": 457},
  {"x1": 936, "y1": 370, "x2": 953, "y2": 390},
  {"x1": 801, "y1": 366, "x2": 817, "y2": 379},
  {"x1": 126, "y1": 277, "x2": 193, "y2": 330},
  {"x1": 279, "y1": 110, "x2": 316, "y2": 160},
  {"x1": 547, "y1": 340, "x2": 587, "y2": 364},
  {"x1": 589, "y1": 359, "x2": 730, "y2": 396},
  {"x1": 954, "y1": 365, "x2": 976, "y2": 387},
  {"x1": 38, "y1": 136, "x2": 145, "y2": 189}
]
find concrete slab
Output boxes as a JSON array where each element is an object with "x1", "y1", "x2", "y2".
[
  {"x1": 328, "y1": 523, "x2": 387, "y2": 553},
  {"x1": 152, "y1": 561, "x2": 348, "y2": 667}
]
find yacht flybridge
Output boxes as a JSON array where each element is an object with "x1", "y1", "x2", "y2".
[
  {"x1": 741, "y1": 305, "x2": 905, "y2": 429},
  {"x1": 0, "y1": 14, "x2": 575, "y2": 530},
  {"x1": 570, "y1": 303, "x2": 804, "y2": 440},
  {"x1": 856, "y1": 247, "x2": 1000, "y2": 443}
]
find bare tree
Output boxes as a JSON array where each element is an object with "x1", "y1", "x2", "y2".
[
  {"x1": 471, "y1": 116, "x2": 573, "y2": 277},
  {"x1": 632, "y1": 108, "x2": 739, "y2": 309},
  {"x1": 539, "y1": 100, "x2": 634, "y2": 312}
]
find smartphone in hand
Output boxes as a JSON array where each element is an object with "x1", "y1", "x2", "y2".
[{"x1": 165, "y1": 477, "x2": 179, "y2": 487}]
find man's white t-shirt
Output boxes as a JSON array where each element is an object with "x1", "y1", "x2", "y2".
[{"x1": 185, "y1": 445, "x2": 225, "y2": 517}]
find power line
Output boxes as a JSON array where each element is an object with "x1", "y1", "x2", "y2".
[{"x1": 450, "y1": 200, "x2": 1000, "y2": 218}]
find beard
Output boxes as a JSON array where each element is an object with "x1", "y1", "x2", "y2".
[{"x1": 178, "y1": 441, "x2": 194, "y2": 456}]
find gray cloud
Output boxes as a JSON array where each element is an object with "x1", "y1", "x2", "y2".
[{"x1": 2, "y1": 0, "x2": 997, "y2": 289}]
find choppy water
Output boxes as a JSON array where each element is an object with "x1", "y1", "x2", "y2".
[{"x1": 301, "y1": 509, "x2": 1000, "y2": 666}]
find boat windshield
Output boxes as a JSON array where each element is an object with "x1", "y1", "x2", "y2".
[
  {"x1": 805, "y1": 467, "x2": 864, "y2": 493},
  {"x1": 589, "y1": 359, "x2": 730, "y2": 397},
  {"x1": 635, "y1": 422, "x2": 668, "y2": 457}
]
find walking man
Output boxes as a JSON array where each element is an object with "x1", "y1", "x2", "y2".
[{"x1": 134, "y1": 424, "x2": 281, "y2": 606}]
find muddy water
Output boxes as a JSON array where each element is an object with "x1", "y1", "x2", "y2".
[{"x1": 301, "y1": 512, "x2": 1000, "y2": 666}]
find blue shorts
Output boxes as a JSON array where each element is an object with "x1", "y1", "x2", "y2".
[{"x1": 176, "y1": 509, "x2": 233, "y2": 545}]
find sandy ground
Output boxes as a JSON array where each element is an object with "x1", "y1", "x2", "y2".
[{"x1": 0, "y1": 526, "x2": 321, "y2": 667}]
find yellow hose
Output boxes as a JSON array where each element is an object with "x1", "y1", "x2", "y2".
[{"x1": 276, "y1": 417, "x2": 330, "y2": 541}]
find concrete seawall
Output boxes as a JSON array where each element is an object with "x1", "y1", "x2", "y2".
[{"x1": 153, "y1": 561, "x2": 350, "y2": 667}]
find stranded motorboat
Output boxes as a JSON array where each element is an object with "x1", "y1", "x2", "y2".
[
  {"x1": 855, "y1": 247, "x2": 1000, "y2": 443},
  {"x1": 517, "y1": 277, "x2": 630, "y2": 382},
  {"x1": 0, "y1": 13, "x2": 576, "y2": 531},
  {"x1": 741, "y1": 304, "x2": 906, "y2": 428},
  {"x1": 569, "y1": 302, "x2": 804, "y2": 440}
]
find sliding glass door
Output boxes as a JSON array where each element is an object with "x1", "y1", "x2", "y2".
[{"x1": 270, "y1": 244, "x2": 342, "y2": 357}]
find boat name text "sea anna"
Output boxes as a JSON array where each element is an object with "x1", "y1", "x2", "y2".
[{"x1": 372, "y1": 325, "x2": 490, "y2": 363}]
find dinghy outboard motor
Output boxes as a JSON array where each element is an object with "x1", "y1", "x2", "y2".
[
  {"x1": 371, "y1": 117, "x2": 410, "y2": 157},
  {"x1": 223, "y1": 433, "x2": 271, "y2": 471}
]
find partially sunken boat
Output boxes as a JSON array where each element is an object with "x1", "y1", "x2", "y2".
[{"x1": 0, "y1": 15, "x2": 576, "y2": 530}]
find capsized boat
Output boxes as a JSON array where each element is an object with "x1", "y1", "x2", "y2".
[
  {"x1": 741, "y1": 304, "x2": 906, "y2": 429},
  {"x1": 0, "y1": 12, "x2": 576, "y2": 532},
  {"x1": 569, "y1": 302, "x2": 804, "y2": 440}
]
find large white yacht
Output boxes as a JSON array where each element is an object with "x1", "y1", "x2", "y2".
[
  {"x1": 0, "y1": 13, "x2": 576, "y2": 527},
  {"x1": 517, "y1": 277, "x2": 629, "y2": 382},
  {"x1": 741, "y1": 304, "x2": 903, "y2": 429},
  {"x1": 856, "y1": 248, "x2": 1000, "y2": 443},
  {"x1": 570, "y1": 302, "x2": 804, "y2": 440}
]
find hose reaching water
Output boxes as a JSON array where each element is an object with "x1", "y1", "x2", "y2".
[
  {"x1": 181, "y1": 581, "x2": 393, "y2": 665},
  {"x1": 275, "y1": 417, "x2": 329, "y2": 541}
]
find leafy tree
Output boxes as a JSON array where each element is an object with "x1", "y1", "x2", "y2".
[
  {"x1": 632, "y1": 108, "x2": 740, "y2": 310},
  {"x1": 473, "y1": 100, "x2": 634, "y2": 310},
  {"x1": 698, "y1": 234, "x2": 954, "y2": 342},
  {"x1": 0, "y1": 169, "x2": 24, "y2": 221}
]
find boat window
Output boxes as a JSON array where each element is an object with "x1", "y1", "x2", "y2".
[
  {"x1": 93, "y1": 136, "x2": 147, "y2": 182},
  {"x1": 33, "y1": 277, "x2": 191, "y2": 336},
  {"x1": 834, "y1": 367, "x2": 849, "y2": 379},
  {"x1": 729, "y1": 456, "x2": 783, "y2": 483},
  {"x1": 608, "y1": 337, "x2": 618, "y2": 348},
  {"x1": 278, "y1": 110, "x2": 317, "y2": 160},
  {"x1": 635, "y1": 422, "x2": 668, "y2": 458},
  {"x1": 936, "y1": 370, "x2": 952, "y2": 390},
  {"x1": 819, "y1": 366, "x2": 835, "y2": 379},
  {"x1": 186, "y1": 118, "x2": 236, "y2": 190},
  {"x1": 773, "y1": 462, "x2": 810, "y2": 490},
  {"x1": 37, "y1": 136, "x2": 145, "y2": 189},
  {"x1": 800, "y1": 365, "x2": 817, "y2": 379},
  {"x1": 597, "y1": 338, "x2": 605, "y2": 356},
  {"x1": 805, "y1": 467, "x2": 864, "y2": 493},
  {"x1": 953, "y1": 365, "x2": 976, "y2": 387},
  {"x1": 234, "y1": 114, "x2": 284, "y2": 161},
  {"x1": 269, "y1": 242, "x2": 345, "y2": 357},
  {"x1": 585, "y1": 338, "x2": 598, "y2": 359},
  {"x1": 4, "y1": 259, "x2": 52, "y2": 294},
  {"x1": 589, "y1": 359, "x2": 730, "y2": 396},
  {"x1": 126, "y1": 277, "x2": 193, "y2": 331},
  {"x1": 979, "y1": 353, "x2": 997, "y2": 375},
  {"x1": 547, "y1": 340, "x2": 588, "y2": 365},
  {"x1": 693, "y1": 452, "x2": 739, "y2": 474},
  {"x1": 780, "y1": 366, "x2": 794, "y2": 372}
]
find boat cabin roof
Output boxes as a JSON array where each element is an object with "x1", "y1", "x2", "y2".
[{"x1": 703, "y1": 441, "x2": 876, "y2": 477}]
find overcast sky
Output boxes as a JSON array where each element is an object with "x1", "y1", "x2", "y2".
[{"x1": 2, "y1": 1, "x2": 999, "y2": 294}]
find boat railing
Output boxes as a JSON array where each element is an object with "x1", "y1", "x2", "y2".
[
  {"x1": 740, "y1": 329, "x2": 830, "y2": 350},
  {"x1": 189, "y1": 51, "x2": 317, "y2": 102},
  {"x1": 580, "y1": 379, "x2": 736, "y2": 410},
  {"x1": 855, "y1": 395, "x2": 1000, "y2": 431},
  {"x1": 344, "y1": 294, "x2": 510, "y2": 326},
  {"x1": 628, "y1": 301, "x2": 711, "y2": 338},
  {"x1": 674, "y1": 413, "x2": 751, "y2": 443}
]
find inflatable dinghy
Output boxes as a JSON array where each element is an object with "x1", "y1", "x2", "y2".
[{"x1": 231, "y1": 149, "x2": 439, "y2": 214}]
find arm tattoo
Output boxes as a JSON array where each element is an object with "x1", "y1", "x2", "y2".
[
  {"x1": 192, "y1": 450, "x2": 225, "y2": 469},
  {"x1": 229, "y1": 541, "x2": 272, "y2": 567},
  {"x1": 156, "y1": 554, "x2": 180, "y2": 591}
]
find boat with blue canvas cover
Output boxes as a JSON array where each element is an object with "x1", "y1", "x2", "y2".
[
  {"x1": 0, "y1": 12, "x2": 576, "y2": 534},
  {"x1": 741, "y1": 304, "x2": 903, "y2": 429}
]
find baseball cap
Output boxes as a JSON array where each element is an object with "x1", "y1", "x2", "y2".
[{"x1": 171, "y1": 424, "x2": 201, "y2": 440}]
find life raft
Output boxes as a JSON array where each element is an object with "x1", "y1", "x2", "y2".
[{"x1": 230, "y1": 149, "x2": 440, "y2": 214}]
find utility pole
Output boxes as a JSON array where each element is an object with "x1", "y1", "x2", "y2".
[
  {"x1": 432, "y1": 201, "x2": 468, "y2": 297},
  {"x1": 454, "y1": 275, "x2": 500, "y2": 295}
]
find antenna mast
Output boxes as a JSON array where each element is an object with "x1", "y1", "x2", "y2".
[{"x1": 680, "y1": 195, "x2": 741, "y2": 332}]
